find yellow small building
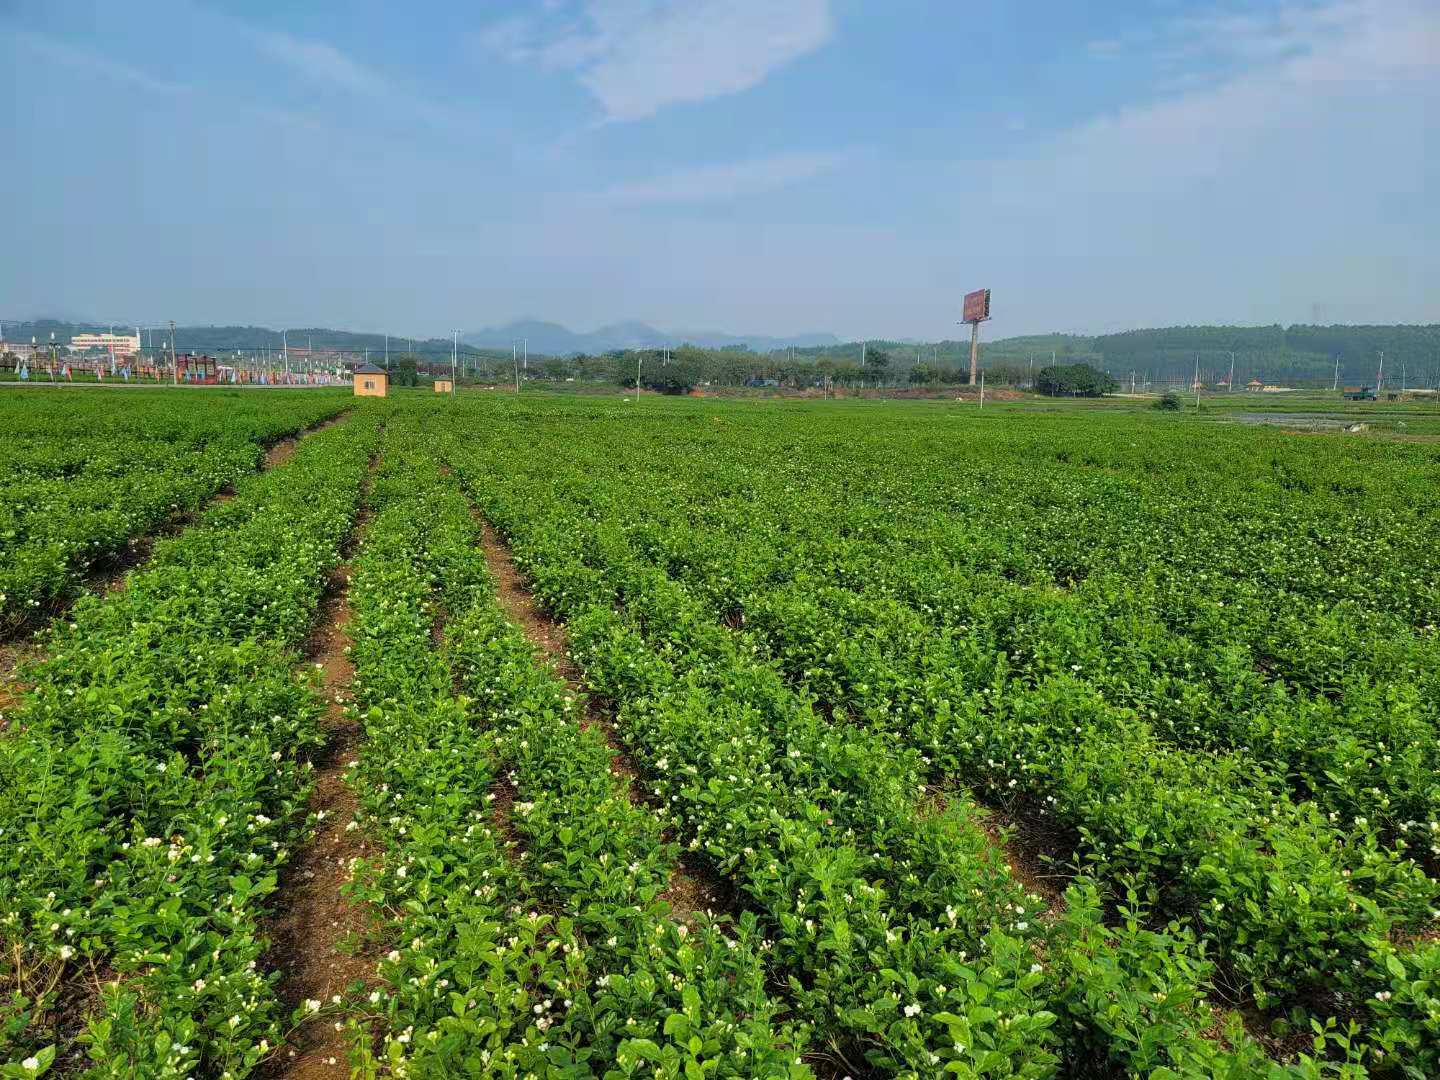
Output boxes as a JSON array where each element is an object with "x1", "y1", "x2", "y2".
[
  {"x1": 434, "y1": 378, "x2": 453, "y2": 393},
  {"x1": 353, "y1": 362, "x2": 388, "y2": 397}
]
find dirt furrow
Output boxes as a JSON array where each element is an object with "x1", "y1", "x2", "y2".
[
  {"x1": 262, "y1": 411, "x2": 348, "y2": 471},
  {"x1": 974, "y1": 812, "x2": 1070, "y2": 917},
  {"x1": 0, "y1": 641, "x2": 42, "y2": 731},
  {"x1": 264, "y1": 466, "x2": 374, "y2": 1079},
  {"x1": 89, "y1": 414, "x2": 351, "y2": 603},
  {"x1": 470, "y1": 514, "x2": 730, "y2": 922}
]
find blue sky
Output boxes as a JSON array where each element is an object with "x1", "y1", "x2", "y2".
[{"x1": 2, "y1": 0, "x2": 1436, "y2": 341}]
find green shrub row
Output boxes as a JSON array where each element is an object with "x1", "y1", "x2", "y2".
[
  {"x1": 434, "y1": 397, "x2": 1439, "y2": 1072},
  {"x1": 446, "y1": 444, "x2": 1321, "y2": 1079},
  {"x1": 0, "y1": 414, "x2": 375, "y2": 1076},
  {"x1": 343, "y1": 428, "x2": 806, "y2": 1077},
  {"x1": 0, "y1": 392, "x2": 348, "y2": 631},
  {"x1": 484, "y1": 464, "x2": 1437, "y2": 1073}
]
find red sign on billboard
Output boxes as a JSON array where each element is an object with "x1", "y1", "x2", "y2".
[{"x1": 963, "y1": 288, "x2": 991, "y2": 323}]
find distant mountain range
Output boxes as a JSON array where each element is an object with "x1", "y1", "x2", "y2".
[
  {"x1": 1, "y1": 320, "x2": 468, "y2": 359},
  {"x1": 462, "y1": 319, "x2": 840, "y2": 355},
  {"x1": 3, "y1": 316, "x2": 841, "y2": 358},
  {"x1": 7, "y1": 316, "x2": 1435, "y2": 385}
]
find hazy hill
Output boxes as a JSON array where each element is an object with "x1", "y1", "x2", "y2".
[
  {"x1": 1088, "y1": 324, "x2": 1440, "y2": 386},
  {"x1": 462, "y1": 319, "x2": 840, "y2": 355},
  {"x1": 0, "y1": 321, "x2": 498, "y2": 362},
  {"x1": 809, "y1": 325, "x2": 1438, "y2": 387},
  {"x1": 7, "y1": 316, "x2": 1435, "y2": 388}
]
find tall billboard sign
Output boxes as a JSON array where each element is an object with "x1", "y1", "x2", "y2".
[
  {"x1": 963, "y1": 288, "x2": 991, "y2": 324},
  {"x1": 963, "y1": 288, "x2": 991, "y2": 386}
]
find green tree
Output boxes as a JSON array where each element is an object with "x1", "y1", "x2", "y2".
[
  {"x1": 575, "y1": 354, "x2": 618, "y2": 381},
  {"x1": 864, "y1": 348, "x2": 891, "y2": 386},
  {"x1": 637, "y1": 353, "x2": 706, "y2": 394},
  {"x1": 1035, "y1": 363, "x2": 1116, "y2": 397},
  {"x1": 393, "y1": 355, "x2": 420, "y2": 387},
  {"x1": 541, "y1": 357, "x2": 573, "y2": 381}
]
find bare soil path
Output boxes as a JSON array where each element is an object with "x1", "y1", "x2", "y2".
[
  {"x1": 0, "y1": 641, "x2": 42, "y2": 731},
  {"x1": 87, "y1": 413, "x2": 350, "y2": 600},
  {"x1": 471, "y1": 514, "x2": 730, "y2": 922},
  {"x1": 471, "y1": 509, "x2": 1063, "y2": 931},
  {"x1": 976, "y1": 812, "x2": 1070, "y2": 916},
  {"x1": 262, "y1": 411, "x2": 348, "y2": 470},
  {"x1": 265, "y1": 466, "x2": 375, "y2": 1079}
]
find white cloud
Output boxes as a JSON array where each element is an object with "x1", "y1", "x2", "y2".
[
  {"x1": 236, "y1": 23, "x2": 467, "y2": 133},
  {"x1": 1170, "y1": 0, "x2": 1393, "y2": 64},
  {"x1": 249, "y1": 28, "x2": 387, "y2": 96},
  {"x1": 939, "y1": 0, "x2": 1440, "y2": 331},
  {"x1": 476, "y1": 0, "x2": 835, "y2": 121},
  {"x1": 593, "y1": 149, "x2": 847, "y2": 205},
  {"x1": 997, "y1": 0, "x2": 1440, "y2": 209},
  {"x1": 1085, "y1": 38, "x2": 1123, "y2": 57},
  {"x1": 9, "y1": 29, "x2": 187, "y2": 95}
]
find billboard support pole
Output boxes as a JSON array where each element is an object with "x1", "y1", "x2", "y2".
[{"x1": 961, "y1": 288, "x2": 990, "y2": 389}]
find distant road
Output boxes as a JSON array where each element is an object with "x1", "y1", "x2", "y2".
[{"x1": 0, "y1": 381, "x2": 339, "y2": 390}]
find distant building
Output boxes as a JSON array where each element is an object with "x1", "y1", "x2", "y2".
[
  {"x1": 1245, "y1": 379, "x2": 1265, "y2": 391},
  {"x1": 177, "y1": 354, "x2": 219, "y2": 383},
  {"x1": 434, "y1": 378, "x2": 453, "y2": 393},
  {"x1": 353, "y1": 362, "x2": 388, "y2": 398},
  {"x1": 70, "y1": 331, "x2": 140, "y2": 356},
  {"x1": 0, "y1": 341, "x2": 39, "y2": 361}
]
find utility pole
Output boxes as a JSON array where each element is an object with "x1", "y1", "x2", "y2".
[
  {"x1": 979, "y1": 369, "x2": 985, "y2": 408},
  {"x1": 1333, "y1": 354, "x2": 1341, "y2": 391},
  {"x1": 1228, "y1": 351, "x2": 1235, "y2": 392},
  {"x1": 513, "y1": 344, "x2": 520, "y2": 393},
  {"x1": 1193, "y1": 353, "x2": 1201, "y2": 408},
  {"x1": 635, "y1": 352, "x2": 642, "y2": 398},
  {"x1": 283, "y1": 330, "x2": 290, "y2": 380},
  {"x1": 1376, "y1": 350, "x2": 1385, "y2": 393},
  {"x1": 384, "y1": 333, "x2": 389, "y2": 372},
  {"x1": 522, "y1": 338, "x2": 527, "y2": 373},
  {"x1": 451, "y1": 331, "x2": 458, "y2": 395},
  {"x1": 169, "y1": 320, "x2": 177, "y2": 385}
]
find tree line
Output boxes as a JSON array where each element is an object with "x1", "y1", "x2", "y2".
[
  {"x1": 11, "y1": 318, "x2": 1435, "y2": 391},
  {"x1": 1091, "y1": 324, "x2": 1440, "y2": 386}
]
